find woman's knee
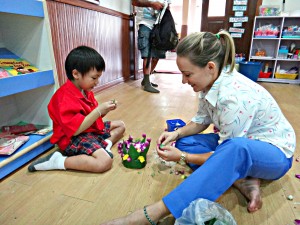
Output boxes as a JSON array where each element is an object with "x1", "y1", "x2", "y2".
[
  {"x1": 218, "y1": 138, "x2": 252, "y2": 157},
  {"x1": 175, "y1": 136, "x2": 192, "y2": 148},
  {"x1": 220, "y1": 138, "x2": 247, "y2": 149}
]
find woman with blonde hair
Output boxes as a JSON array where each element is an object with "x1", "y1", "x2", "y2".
[{"x1": 102, "y1": 31, "x2": 295, "y2": 225}]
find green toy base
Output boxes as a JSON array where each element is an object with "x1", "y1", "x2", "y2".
[{"x1": 122, "y1": 159, "x2": 147, "y2": 169}]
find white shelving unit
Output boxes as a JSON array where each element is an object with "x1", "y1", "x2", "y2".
[
  {"x1": 0, "y1": 0, "x2": 57, "y2": 179},
  {"x1": 249, "y1": 16, "x2": 300, "y2": 84}
]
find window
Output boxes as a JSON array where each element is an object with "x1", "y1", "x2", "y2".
[
  {"x1": 83, "y1": 0, "x2": 100, "y2": 5},
  {"x1": 208, "y1": 0, "x2": 226, "y2": 17}
]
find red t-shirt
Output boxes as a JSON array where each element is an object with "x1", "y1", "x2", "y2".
[{"x1": 48, "y1": 80, "x2": 105, "y2": 150}]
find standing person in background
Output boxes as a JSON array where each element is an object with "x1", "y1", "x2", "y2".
[
  {"x1": 28, "y1": 46, "x2": 125, "y2": 173},
  {"x1": 132, "y1": 0, "x2": 171, "y2": 93},
  {"x1": 101, "y1": 31, "x2": 295, "y2": 225}
]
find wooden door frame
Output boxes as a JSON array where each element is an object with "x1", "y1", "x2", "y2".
[{"x1": 132, "y1": 10, "x2": 143, "y2": 80}]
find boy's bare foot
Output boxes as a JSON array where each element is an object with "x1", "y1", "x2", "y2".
[{"x1": 234, "y1": 178, "x2": 262, "y2": 213}]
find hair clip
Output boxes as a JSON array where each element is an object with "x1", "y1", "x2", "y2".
[{"x1": 216, "y1": 34, "x2": 220, "y2": 39}]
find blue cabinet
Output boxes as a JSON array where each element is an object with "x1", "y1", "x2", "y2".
[{"x1": 0, "y1": 0, "x2": 56, "y2": 179}]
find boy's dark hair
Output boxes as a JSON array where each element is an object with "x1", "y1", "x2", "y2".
[{"x1": 65, "y1": 45, "x2": 105, "y2": 80}]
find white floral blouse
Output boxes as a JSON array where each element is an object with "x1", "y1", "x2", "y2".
[{"x1": 192, "y1": 68, "x2": 296, "y2": 158}]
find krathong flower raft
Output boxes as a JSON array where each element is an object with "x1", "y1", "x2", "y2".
[{"x1": 117, "y1": 134, "x2": 151, "y2": 169}]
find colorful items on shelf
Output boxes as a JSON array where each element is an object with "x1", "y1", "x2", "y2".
[
  {"x1": 235, "y1": 53, "x2": 245, "y2": 63},
  {"x1": 117, "y1": 134, "x2": 151, "y2": 169},
  {"x1": 278, "y1": 43, "x2": 300, "y2": 59},
  {"x1": 0, "y1": 134, "x2": 29, "y2": 155},
  {"x1": 259, "y1": 71, "x2": 272, "y2": 78},
  {"x1": 0, "y1": 68, "x2": 10, "y2": 78},
  {"x1": 255, "y1": 49, "x2": 267, "y2": 57},
  {"x1": 259, "y1": 5, "x2": 281, "y2": 16},
  {"x1": 1, "y1": 123, "x2": 37, "y2": 135},
  {"x1": 254, "y1": 24, "x2": 280, "y2": 38},
  {"x1": 275, "y1": 66, "x2": 298, "y2": 80},
  {"x1": 282, "y1": 25, "x2": 300, "y2": 38},
  {"x1": 0, "y1": 58, "x2": 39, "y2": 78}
]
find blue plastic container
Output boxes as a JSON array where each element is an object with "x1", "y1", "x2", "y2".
[
  {"x1": 239, "y1": 61, "x2": 262, "y2": 82},
  {"x1": 166, "y1": 119, "x2": 186, "y2": 132}
]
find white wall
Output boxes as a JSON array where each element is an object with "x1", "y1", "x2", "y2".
[
  {"x1": 100, "y1": 0, "x2": 131, "y2": 14},
  {"x1": 262, "y1": 0, "x2": 300, "y2": 14}
]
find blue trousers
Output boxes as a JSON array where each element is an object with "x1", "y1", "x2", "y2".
[{"x1": 163, "y1": 133, "x2": 293, "y2": 218}]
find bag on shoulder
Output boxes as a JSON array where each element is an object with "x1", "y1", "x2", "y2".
[{"x1": 150, "y1": 7, "x2": 179, "y2": 51}]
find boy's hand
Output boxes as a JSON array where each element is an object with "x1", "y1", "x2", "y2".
[{"x1": 97, "y1": 100, "x2": 118, "y2": 116}]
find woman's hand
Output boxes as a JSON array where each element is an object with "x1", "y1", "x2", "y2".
[
  {"x1": 156, "y1": 144, "x2": 181, "y2": 162},
  {"x1": 97, "y1": 100, "x2": 117, "y2": 116},
  {"x1": 157, "y1": 131, "x2": 179, "y2": 146}
]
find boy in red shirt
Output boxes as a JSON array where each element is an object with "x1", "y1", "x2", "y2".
[{"x1": 28, "y1": 46, "x2": 125, "y2": 173}]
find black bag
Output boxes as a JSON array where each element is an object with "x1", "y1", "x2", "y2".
[
  {"x1": 150, "y1": 8, "x2": 179, "y2": 51},
  {"x1": 146, "y1": 6, "x2": 179, "y2": 68}
]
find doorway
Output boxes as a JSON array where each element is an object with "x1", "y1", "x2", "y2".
[{"x1": 155, "y1": 0, "x2": 203, "y2": 74}]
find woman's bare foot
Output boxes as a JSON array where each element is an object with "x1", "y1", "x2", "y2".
[
  {"x1": 234, "y1": 178, "x2": 262, "y2": 213},
  {"x1": 100, "y1": 209, "x2": 148, "y2": 225},
  {"x1": 100, "y1": 201, "x2": 170, "y2": 225}
]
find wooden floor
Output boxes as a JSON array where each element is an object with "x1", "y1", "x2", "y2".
[{"x1": 0, "y1": 72, "x2": 299, "y2": 225}]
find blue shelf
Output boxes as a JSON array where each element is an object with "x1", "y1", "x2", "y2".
[
  {"x1": 0, "y1": 70, "x2": 55, "y2": 97},
  {"x1": 0, "y1": 48, "x2": 18, "y2": 59},
  {"x1": 0, "y1": 132, "x2": 53, "y2": 179},
  {"x1": 0, "y1": 0, "x2": 44, "y2": 18},
  {"x1": 0, "y1": 48, "x2": 55, "y2": 97}
]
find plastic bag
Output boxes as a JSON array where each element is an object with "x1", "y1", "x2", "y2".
[{"x1": 175, "y1": 198, "x2": 237, "y2": 225}]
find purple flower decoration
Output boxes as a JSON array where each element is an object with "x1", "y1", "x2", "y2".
[
  {"x1": 128, "y1": 135, "x2": 133, "y2": 142},
  {"x1": 295, "y1": 174, "x2": 300, "y2": 179},
  {"x1": 118, "y1": 134, "x2": 151, "y2": 169},
  {"x1": 118, "y1": 142, "x2": 123, "y2": 150},
  {"x1": 146, "y1": 138, "x2": 151, "y2": 143},
  {"x1": 134, "y1": 143, "x2": 141, "y2": 149},
  {"x1": 294, "y1": 219, "x2": 300, "y2": 225}
]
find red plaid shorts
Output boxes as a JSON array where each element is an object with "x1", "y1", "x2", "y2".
[{"x1": 64, "y1": 121, "x2": 111, "y2": 157}]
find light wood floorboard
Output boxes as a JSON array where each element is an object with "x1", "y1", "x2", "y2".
[{"x1": 0, "y1": 72, "x2": 299, "y2": 225}]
